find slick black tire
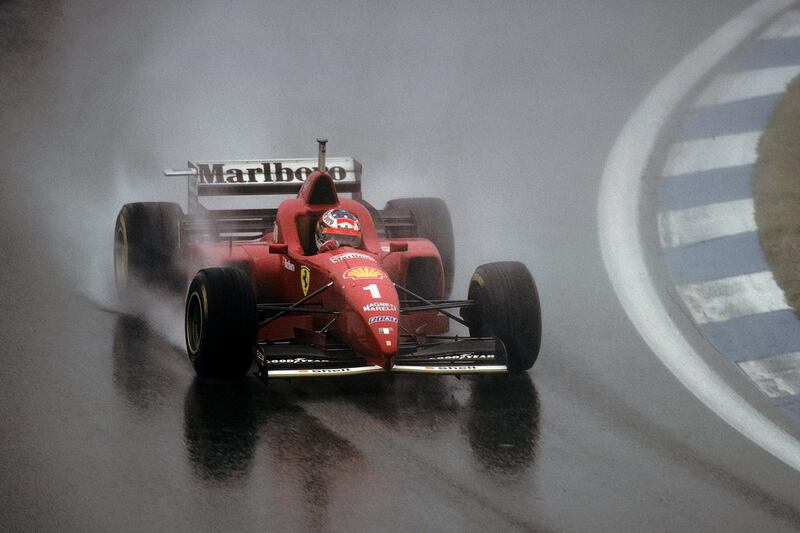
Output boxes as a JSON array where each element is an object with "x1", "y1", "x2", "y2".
[
  {"x1": 384, "y1": 197, "x2": 455, "y2": 298},
  {"x1": 114, "y1": 202, "x2": 184, "y2": 297},
  {"x1": 462, "y1": 261, "x2": 542, "y2": 371},
  {"x1": 185, "y1": 268, "x2": 257, "y2": 379}
]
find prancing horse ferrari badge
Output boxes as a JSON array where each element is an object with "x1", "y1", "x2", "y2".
[{"x1": 300, "y1": 265, "x2": 310, "y2": 295}]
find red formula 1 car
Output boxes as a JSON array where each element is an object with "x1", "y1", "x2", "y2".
[{"x1": 113, "y1": 140, "x2": 541, "y2": 383}]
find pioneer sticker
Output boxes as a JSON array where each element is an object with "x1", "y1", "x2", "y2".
[{"x1": 283, "y1": 257, "x2": 295, "y2": 272}]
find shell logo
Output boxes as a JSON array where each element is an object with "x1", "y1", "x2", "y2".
[{"x1": 343, "y1": 266, "x2": 386, "y2": 280}]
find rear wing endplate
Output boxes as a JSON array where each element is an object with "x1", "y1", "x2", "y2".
[{"x1": 165, "y1": 157, "x2": 362, "y2": 213}]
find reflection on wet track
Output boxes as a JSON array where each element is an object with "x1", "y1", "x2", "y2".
[
  {"x1": 467, "y1": 375, "x2": 540, "y2": 475},
  {"x1": 112, "y1": 315, "x2": 177, "y2": 413},
  {"x1": 109, "y1": 314, "x2": 541, "y2": 528},
  {"x1": 184, "y1": 380, "x2": 262, "y2": 483}
]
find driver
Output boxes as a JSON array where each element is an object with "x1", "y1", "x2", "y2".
[{"x1": 315, "y1": 209, "x2": 362, "y2": 252}]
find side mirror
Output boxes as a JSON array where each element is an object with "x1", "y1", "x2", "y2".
[
  {"x1": 389, "y1": 241, "x2": 408, "y2": 253},
  {"x1": 269, "y1": 243, "x2": 288, "y2": 254}
]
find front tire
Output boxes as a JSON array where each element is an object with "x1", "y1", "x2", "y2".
[
  {"x1": 185, "y1": 268, "x2": 257, "y2": 379},
  {"x1": 462, "y1": 261, "x2": 542, "y2": 371}
]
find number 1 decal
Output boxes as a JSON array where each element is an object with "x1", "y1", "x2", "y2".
[{"x1": 363, "y1": 284, "x2": 381, "y2": 298}]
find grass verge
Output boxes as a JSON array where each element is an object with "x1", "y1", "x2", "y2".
[{"x1": 754, "y1": 75, "x2": 800, "y2": 317}]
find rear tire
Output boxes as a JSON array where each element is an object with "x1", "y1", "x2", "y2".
[
  {"x1": 462, "y1": 261, "x2": 542, "y2": 371},
  {"x1": 114, "y1": 202, "x2": 184, "y2": 297},
  {"x1": 384, "y1": 197, "x2": 455, "y2": 298},
  {"x1": 185, "y1": 268, "x2": 257, "y2": 379}
]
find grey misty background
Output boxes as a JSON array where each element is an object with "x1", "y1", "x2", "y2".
[
  {"x1": 0, "y1": 0, "x2": 749, "y2": 331},
  {"x1": 2, "y1": 3, "x2": 776, "y2": 531}
]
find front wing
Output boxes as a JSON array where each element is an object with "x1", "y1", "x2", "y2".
[{"x1": 254, "y1": 337, "x2": 508, "y2": 381}]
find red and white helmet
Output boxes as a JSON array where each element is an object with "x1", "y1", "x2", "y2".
[{"x1": 315, "y1": 209, "x2": 361, "y2": 251}]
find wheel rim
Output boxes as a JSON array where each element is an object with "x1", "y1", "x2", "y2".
[
  {"x1": 114, "y1": 217, "x2": 128, "y2": 290},
  {"x1": 186, "y1": 291, "x2": 204, "y2": 356}
]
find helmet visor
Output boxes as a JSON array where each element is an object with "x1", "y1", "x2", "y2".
[{"x1": 321, "y1": 228, "x2": 361, "y2": 248}]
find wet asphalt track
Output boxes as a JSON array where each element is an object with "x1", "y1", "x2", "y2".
[{"x1": 4, "y1": 1, "x2": 800, "y2": 531}]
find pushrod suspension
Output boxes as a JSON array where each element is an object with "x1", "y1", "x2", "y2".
[
  {"x1": 259, "y1": 282, "x2": 334, "y2": 326},
  {"x1": 394, "y1": 284, "x2": 470, "y2": 327}
]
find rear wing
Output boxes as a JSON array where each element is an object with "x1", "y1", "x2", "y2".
[{"x1": 165, "y1": 156, "x2": 362, "y2": 213}]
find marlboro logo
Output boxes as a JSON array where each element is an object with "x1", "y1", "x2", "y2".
[{"x1": 188, "y1": 158, "x2": 357, "y2": 185}]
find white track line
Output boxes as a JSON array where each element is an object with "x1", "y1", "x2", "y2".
[
  {"x1": 739, "y1": 352, "x2": 800, "y2": 398},
  {"x1": 657, "y1": 198, "x2": 756, "y2": 248},
  {"x1": 677, "y1": 271, "x2": 790, "y2": 324},
  {"x1": 695, "y1": 65, "x2": 800, "y2": 107},
  {"x1": 662, "y1": 132, "x2": 760, "y2": 177},
  {"x1": 760, "y1": 9, "x2": 800, "y2": 38},
  {"x1": 597, "y1": 0, "x2": 800, "y2": 474}
]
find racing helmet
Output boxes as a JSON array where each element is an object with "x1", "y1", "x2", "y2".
[{"x1": 315, "y1": 209, "x2": 362, "y2": 251}]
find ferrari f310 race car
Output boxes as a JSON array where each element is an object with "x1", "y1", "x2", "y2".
[{"x1": 113, "y1": 140, "x2": 541, "y2": 383}]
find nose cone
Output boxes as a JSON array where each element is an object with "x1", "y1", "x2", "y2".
[
  {"x1": 327, "y1": 256, "x2": 401, "y2": 368},
  {"x1": 359, "y1": 289, "x2": 400, "y2": 369},
  {"x1": 369, "y1": 318, "x2": 399, "y2": 369},
  {"x1": 338, "y1": 265, "x2": 400, "y2": 368}
]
